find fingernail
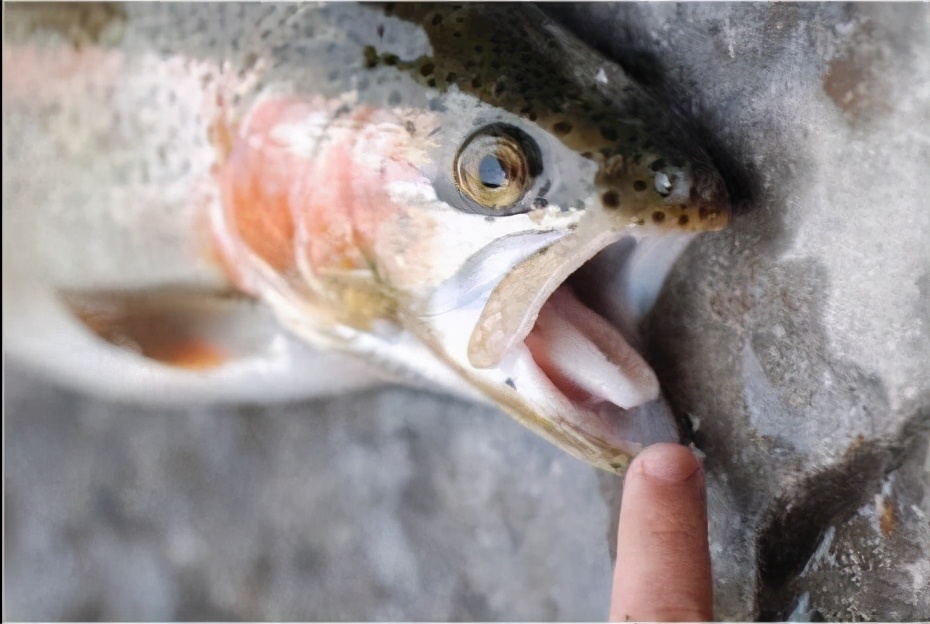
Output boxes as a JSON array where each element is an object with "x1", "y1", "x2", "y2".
[{"x1": 639, "y1": 444, "x2": 702, "y2": 483}]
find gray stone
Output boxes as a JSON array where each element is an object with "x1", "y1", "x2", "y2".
[
  {"x1": 4, "y1": 364, "x2": 614, "y2": 621},
  {"x1": 547, "y1": 2, "x2": 930, "y2": 620}
]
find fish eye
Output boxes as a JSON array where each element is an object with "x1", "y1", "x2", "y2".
[{"x1": 453, "y1": 124, "x2": 542, "y2": 214}]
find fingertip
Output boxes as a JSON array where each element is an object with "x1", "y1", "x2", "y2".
[
  {"x1": 610, "y1": 443, "x2": 712, "y2": 622},
  {"x1": 631, "y1": 443, "x2": 703, "y2": 485}
]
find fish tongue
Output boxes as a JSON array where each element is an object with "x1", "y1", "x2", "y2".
[{"x1": 525, "y1": 285, "x2": 660, "y2": 410}]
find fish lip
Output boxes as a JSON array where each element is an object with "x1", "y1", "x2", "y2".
[{"x1": 691, "y1": 167, "x2": 732, "y2": 227}]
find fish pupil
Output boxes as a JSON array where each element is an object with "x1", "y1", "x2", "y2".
[{"x1": 478, "y1": 154, "x2": 508, "y2": 189}]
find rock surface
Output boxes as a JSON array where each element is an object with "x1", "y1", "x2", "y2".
[
  {"x1": 547, "y1": 2, "x2": 930, "y2": 620},
  {"x1": 5, "y1": 3, "x2": 930, "y2": 621},
  {"x1": 4, "y1": 365, "x2": 613, "y2": 621}
]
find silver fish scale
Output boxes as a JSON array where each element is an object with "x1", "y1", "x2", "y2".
[
  {"x1": 121, "y1": 3, "x2": 433, "y2": 104},
  {"x1": 2, "y1": 3, "x2": 419, "y2": 294},
  {"x1": 4, "y1": 9, "x2": 223, "y2": 292}
]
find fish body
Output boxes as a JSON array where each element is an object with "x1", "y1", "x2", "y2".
[{"x1": 3, "y1": 2, "x2": 729, "y2": 473}]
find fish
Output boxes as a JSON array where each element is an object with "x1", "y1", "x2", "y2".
[{"x1": 2, "y1": 2, "x2": 730, "y2": 474}]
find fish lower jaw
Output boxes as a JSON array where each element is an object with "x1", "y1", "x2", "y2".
[
  {"x1": 511, "y1": 282, "x2": 679, "y2": 459},
  {"x1": 525, "y1": 284, "x2": 660, "y2": 411}
]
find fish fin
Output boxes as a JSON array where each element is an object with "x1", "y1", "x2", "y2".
[
  {"x1": 5, "y1": 287, "x2": 383, "y2": 404},
  {"x1": 61, "y1": 289, "x2": 271, "y2": 372}
]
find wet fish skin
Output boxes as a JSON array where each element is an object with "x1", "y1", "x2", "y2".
[{"x1": 3, "y1": 2, "x2": 730, "y2": 473}]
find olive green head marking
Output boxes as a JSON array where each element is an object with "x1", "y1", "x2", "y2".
[{"x1": 367, "y1": 3, "x2": 729, "y2": 231}]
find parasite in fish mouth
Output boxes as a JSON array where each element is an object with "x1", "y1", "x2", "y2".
[{"x1": 3, "y1": 1, "x2": 730, "y2": 474}]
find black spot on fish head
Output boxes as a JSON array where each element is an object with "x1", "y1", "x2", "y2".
[
  {"x1": 373, "y1": 2, "x2": 732, "y2": 236},
  {"x1": 602, "y1": 190, "x2": 620, "y2": 209}
]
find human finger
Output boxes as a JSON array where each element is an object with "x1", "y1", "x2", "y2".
[{"x1": 609, "y1": 443, "x2": 713, "y2": 622}]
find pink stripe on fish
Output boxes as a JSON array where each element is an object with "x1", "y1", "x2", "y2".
[{"x1": 213, "y1": 95, "x2": 420, "y2": 296}]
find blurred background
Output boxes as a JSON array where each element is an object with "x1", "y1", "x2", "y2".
[{"x1": 5, "y1": 363, "x2": 618, "y2": 620}]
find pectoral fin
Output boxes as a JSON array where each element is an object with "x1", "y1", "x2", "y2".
[
  {"x1": 61, "y1": 289, "x2": 264, "y2": 371},
  {"x1": 5, "y1": 286, "x2": 382, "y2": 404}
]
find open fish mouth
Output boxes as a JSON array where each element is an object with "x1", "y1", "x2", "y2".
[
  {"x1": 468, "y1": 232, "x2": 661, "y2": 409},
  {"x1": 425, "y1": 174, "x2": 730, "y2": 473},
  {"x1": 526, "y1": 275, "x2": 660, "y2": 416},
  {"x1": 465, "y1": 239, "x2": 684, "y2": 471}
]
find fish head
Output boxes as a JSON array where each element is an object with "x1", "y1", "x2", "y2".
[
  {"x1": 214, "y1": 3, "x2": 730, "y2": 474},
  {"x1": 2, "y1": 2, "x2": 731, "y2": 458}
]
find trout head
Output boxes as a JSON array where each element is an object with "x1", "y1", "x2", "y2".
[{"x1": 216, "y1": 4, "x2": 730, "y2": 472}]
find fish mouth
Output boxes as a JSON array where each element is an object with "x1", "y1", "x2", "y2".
[
  {"x1": 471, "y1": 233, "x2": 686, "y2": 467},
  {"x1": 525, "y1": 277, "x2": 659, "y2": 415},
  {"x1": 458, "y1": 189, "x2": 728, "y2": 470}
]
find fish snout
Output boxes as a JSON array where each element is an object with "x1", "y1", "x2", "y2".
[
  {"x1": 603, "y1": 163, "x2": 730, "y2": 234},
  {"x1": 688, "y1": 165, "x2": 731, "y2": 231}
]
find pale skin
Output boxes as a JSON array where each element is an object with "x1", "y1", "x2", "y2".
[{"x1": 609, "y1": 443, "x2": 714, "y2": 622}]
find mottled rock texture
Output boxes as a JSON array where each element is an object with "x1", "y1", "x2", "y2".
[
  {"x1": 546, "y1": 2, "x2": 930, "y2": 620},
  {"x1": 5, "y1": 3, "x2": 930, "y2": 621},
  {"x1": 4, "y1": 365, "x2": 613, "y2": 620}
]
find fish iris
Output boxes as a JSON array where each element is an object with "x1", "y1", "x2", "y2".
[{"x1": 453, "y1": 124, "x2": 540, "y2": 213}]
